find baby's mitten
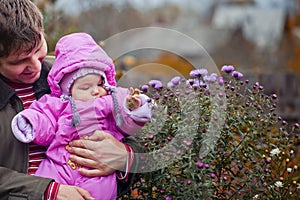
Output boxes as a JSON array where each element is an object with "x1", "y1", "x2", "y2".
[{"x1": 11, "y1": 114, "x2": 34, "y2": 143}]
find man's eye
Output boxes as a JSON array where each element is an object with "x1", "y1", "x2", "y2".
[{"x1": 10, "y1": 59, "x2": 25, "y2": 65}]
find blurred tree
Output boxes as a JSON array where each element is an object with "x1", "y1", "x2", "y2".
[
  {"x1": 43, "y1": 9, "x2": 79, "y2": 53},
  {"x1": 146, "y1": 3, "x2": 180, "y2": 25},
  {"x1": 287, "y1": 7, "x2": 300, "y2": 72},
  {"x1": 32, "y1": 0, "x2": 57, "y2": 11},
  {"x1": 77, "y1": 3, "x2": 150, "y2": 41},
  {"x1": 31, "y1": 0, "x2": 80, "y2": 53}
]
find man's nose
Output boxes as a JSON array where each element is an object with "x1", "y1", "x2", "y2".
[{"x1": 27, "y1": 56, "x2": 41, "y2": 71}]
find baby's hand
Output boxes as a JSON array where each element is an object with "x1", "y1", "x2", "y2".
[
  {"x1": 126, "y1": 87, "x2": 142, "y2": 111},
  {"x1": 12, "y1": 114, "x2": 34, "y2": 143}
]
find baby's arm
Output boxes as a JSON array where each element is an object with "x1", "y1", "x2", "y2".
[
  {"x1": 11, "y1": 95, "x2": 59, "y2": 145},
  {"x1": 113, "y1": 87, "x2": 152, "y2": 135},
  {"x1": 11, "y1": 110, "x2": 56, "y2": 145},
  {"x1": 123, "y1": 87, "x2": 152, "y2": 123},
  {"x1": 11, "y1": 113, "x2": 34, "y2": 143}
]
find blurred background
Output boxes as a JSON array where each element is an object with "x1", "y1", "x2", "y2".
[{"x1": 33, "y1": 0, "x2": 300, "y2": 123}]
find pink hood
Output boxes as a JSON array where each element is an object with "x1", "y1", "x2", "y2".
[{"x1": 48, "y1": 32, "x2": 117, "y2": 97}]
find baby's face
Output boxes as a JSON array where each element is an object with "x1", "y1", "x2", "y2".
[{"x1": 71, "y1": 74, "x2": 107, "y2": 101}]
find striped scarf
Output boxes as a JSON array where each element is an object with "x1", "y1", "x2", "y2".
[{"x1": 6, "y1": 81, "x2": 46, "y2": 175}]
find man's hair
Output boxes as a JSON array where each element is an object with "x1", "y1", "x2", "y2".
[{"x1": 0, "y1": 0, "x2": 44, "y2": 57}]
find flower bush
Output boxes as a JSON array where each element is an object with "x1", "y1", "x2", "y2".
[{"x1": 120, "y1": 65, "x2": 300, "y2": 200}]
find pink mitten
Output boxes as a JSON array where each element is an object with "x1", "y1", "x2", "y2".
[{"x1": 11, "y1": 114, "x2": 34, "y2": 143}]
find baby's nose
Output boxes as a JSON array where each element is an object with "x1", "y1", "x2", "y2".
[{"x1": 92, "y1": 87, "x2": 100, "y2": 95}]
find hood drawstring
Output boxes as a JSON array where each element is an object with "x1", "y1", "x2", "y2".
[
  {"x1": 61, "y1": 88, "x2": 123, "y2": 128},
  {"x1": 61, "y1": 95, "x2": 81, "y2": 127},
  {"x1": 110, "y1": 87, "x2": 124, "y2": 127}
]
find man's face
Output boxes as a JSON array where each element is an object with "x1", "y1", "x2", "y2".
[{"x1": 0, "y1": 34, "x2": 47, "y2": 84}]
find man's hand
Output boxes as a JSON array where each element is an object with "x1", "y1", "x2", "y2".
[
  {"x1": 57, "y1": 184, "x2": 94, "y2": 200},
  {"x1": 66, "y1": 131, "x2": 127, "y2": 177}
]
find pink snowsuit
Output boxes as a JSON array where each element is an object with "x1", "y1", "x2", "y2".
[{"x1": 11, "y1": 33, "x2": 152, "y2": 200}]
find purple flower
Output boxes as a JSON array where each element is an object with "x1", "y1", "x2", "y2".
[
  {"x1": 265, "y1": 168, "x2": 270, "y2": 173},
  {"x1": 167, "y1": 81, "x2": 175, "y2": 88},
  {"x1": 218, "y1": 76, "x2": 224, "y2": 85},
  {"x1": 171, "y1": 76, "x2": 181, "y2": 85},
  {"x1": 166, "y1": 196, "x2": 172, "y2": 200},
  {"x1": 210, "y1": 173, "x2": 216, "y2": 178},
  {"x1": 271, "y1": 94, "x2": 277, "y2": 99},
  {"x1": 191, "y1": 79, "x2": 200, "y2": 87},
  {"x1": 204, "y1": 73, "x2": 218, "y2": 82},
  {"x1": 221, "y1": 65, "x2": 234, "y2": 73},
  {"x1": 167, "y1": 76, "x2": 181, "y2": 88},
  {"x1": 149, "y1": 80, "x2": 162, "y2": 89},
  {"x1": 232, "y1": 71, "x2": 243, "y2": 79},
  {"x1": 154, "y1": 84, "x2": 162, "y2": 89},
  {"x1": 197, "y1": 162, "x2": 204, "y2": 168},
  {"x1": 141, "y1": 85, "x2": 149, "y2": 92},
  {"x1": 148, "y1": 134, "x2": 154, "y2": 140},
  {"x1": 190, "y1": 68, "x2": 208, "y2": 77},
  {"x1": 187, "y1": 78, "x2": 194, "y2": 85},
  {"x1": 184, "y1": 140, "x2": 192, "y2": 146}
]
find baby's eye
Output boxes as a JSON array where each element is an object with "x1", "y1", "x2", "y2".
[
  {"x1": 98, "y1": 80, "x2": 105, "y2": 87},
  {"x1": 80, "y1": 86, "x2": 90, "y2": 90}
]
